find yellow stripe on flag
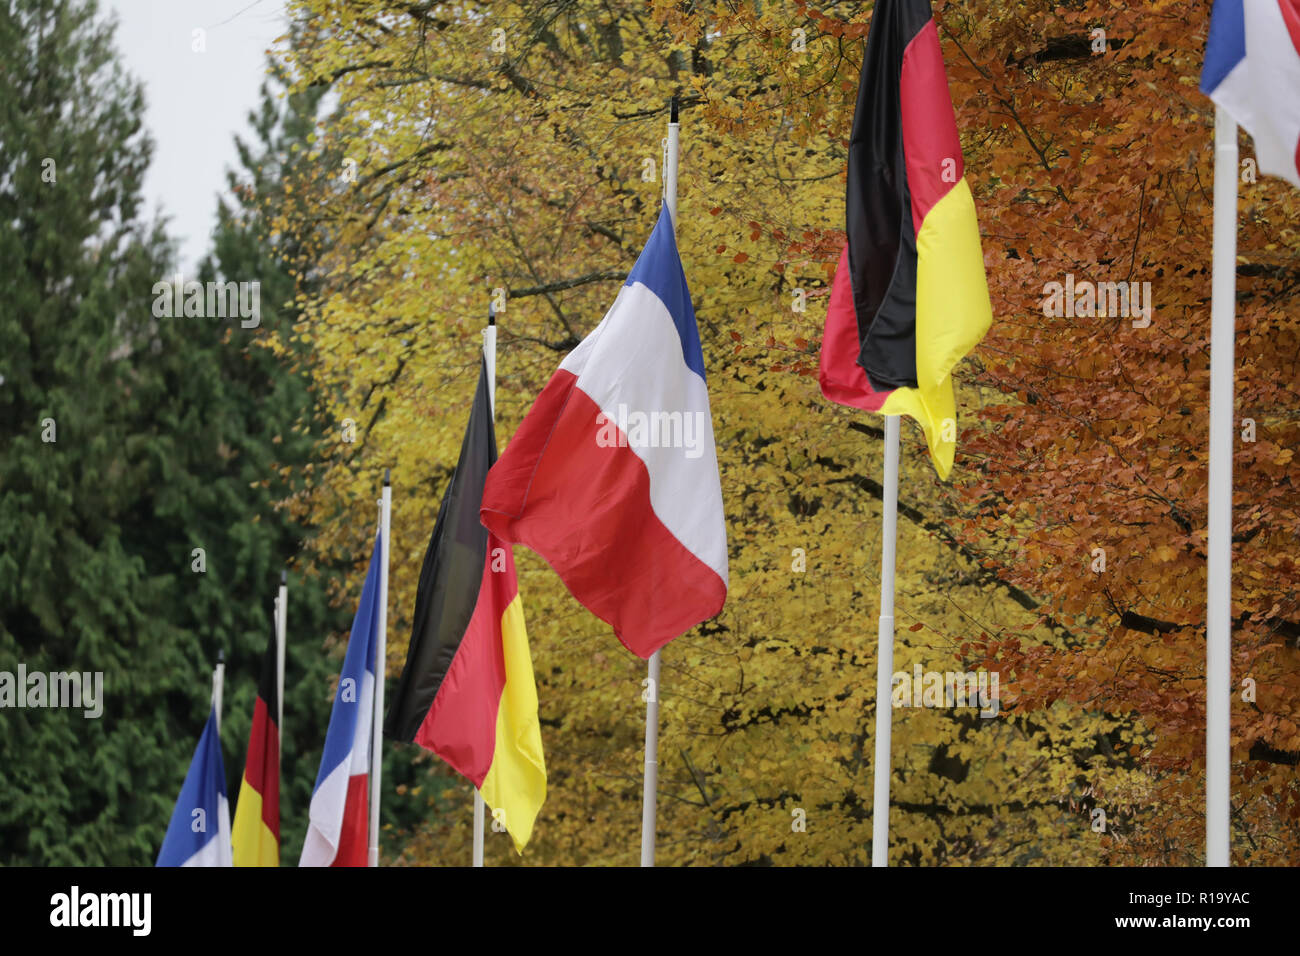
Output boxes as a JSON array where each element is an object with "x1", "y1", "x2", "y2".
[
  {"x1": 883, "y1": 178, "x2": 991, "y2": 480},
  {"x1": 479, "y1": 594, "x2": 547, "y2": 854},
  {"x1": 231, "y1": 779, "x2": 279, "y2": 867},
  {"x1": 915, "y1": 178, "x2": 992, "y2": 391},
  {"x1": 880, "y1": 377, "x2": 958, "y2": 480}
]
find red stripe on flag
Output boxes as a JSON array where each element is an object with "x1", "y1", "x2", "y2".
[
  {"x1": 819, "y1": 243, "x2": 897, "y2": 411},
  {"x1": 899, "y1": 18, "x2": 964, "y2": 235},
  {"x1": 331, "y1": 775, "x2": 369, "y2": 867},
  {"x1": 242, "y1": 697, "x2": 280, "y2": 840},
  {"x1": 413, "y1": 544, "x2": 511, "y2": 786}
]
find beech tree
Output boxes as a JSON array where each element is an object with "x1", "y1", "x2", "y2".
[{"x1": 265, "y1": 0, "x2": 1287, "y2": 866}]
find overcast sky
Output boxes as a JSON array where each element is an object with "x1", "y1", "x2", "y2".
[{"x1": 103, "y1": 0, "x2": 290, "y2": 273}]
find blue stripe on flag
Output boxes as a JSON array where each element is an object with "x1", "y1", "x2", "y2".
[
  {"x1": 310, "y1": 532, "x2": 381, "y2": 795},
  {"x1": 624, "y1": 203, "x2": 707, "y2": 380},
  {"x1": 156, "y1": 708, "x2": 226, "y2": 866},
  {"x1": 1201, "y1": 0, "x2": 1246, "y2": 94}
]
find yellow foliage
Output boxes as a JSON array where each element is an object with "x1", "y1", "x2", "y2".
[{"x1": 271, "y1": 0, "x2": 1167, "y2": 865}]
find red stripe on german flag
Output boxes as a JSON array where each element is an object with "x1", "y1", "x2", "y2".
[
  {"x1": 414, "y1": 534, "x2": 544, "y2": 850},
  {"x1": 232, "y1": 627, "x2": 280, "y2": 866},
  {"x1": 820, "y1": 0, "x2": 992, "y2": 479},
  {"x1": 413, "y1": 541, "x2": 511, "y2": 785}
]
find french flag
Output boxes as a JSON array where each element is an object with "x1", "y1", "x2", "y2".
[
  {"x1": 156, "y1": 708, "x2": 232, "y2": 867},
  {"x1": 300, "y1": 532, "x2": 382, "y2": 867},
  {"x1": 1201, "y1": 0, "x2": 1300, "y2": 187},
  {"x1": 481, "y1": 203, "x2": 728, "y2": 659}
]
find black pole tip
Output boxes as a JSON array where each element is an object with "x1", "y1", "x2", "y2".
[
  {"x1": 217, "y1": 649, "x2": 224, "y2": 664},
  {"x1": 488, "y1": 299, "x2": 497, "y2": 326},
  {"x1": 670, "y1": 96, "x2": 679, "y2": 123},
  {"x1": 384, "y1": 467, "x2": 391, "y2": 486},
  {"x1": 280, "y1": 569, "x2": 287, "y2": 585}
]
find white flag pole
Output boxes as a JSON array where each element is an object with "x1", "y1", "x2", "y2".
[
  {"x1": 472, "y1": 794, "x2": 485, "y2": 867},
  {"x1": 484, "y1": 303, "x2": 498, "y2": 418},
  {"x1": 367, "y1": 470, "x2": 392, "y2": 867},
  {"x1": 640, "y1": 97, "x2": 679, "y2": 868},
  {"x1": 871, "y1": 414, "x2": 900, "y2": 866},
  {"x1": 473, "y1": 303, "x2": 498, "y2": 868},
  {"x1": 664, "y1": 96, "x2": 680, "y2": 226},
  {"x1": 211, "y1": 649, "x2": 225, "y2": 732},
  {"x1": 211, "y1": 649, "x2": 232, "y2": 867},
  {"x1": 277, "y1": 569, "x2": 287, "y2": 747},
  {"x1": 640, "y1": 650, "x2": 662, "y2": 867},
  {"x1": 1206, "y1": 104, "x2": 1237, "y2": 868}
]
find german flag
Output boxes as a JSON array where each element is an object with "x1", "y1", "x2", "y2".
[
  {"x1": 231, "y1": 625, "x2": 280, "y2": 866},
  {"x1": 386, "y1": 357, "x2": 546, "y2": 853},
  {"x1": 820, "y1": 0, "x2": 992, "y2": 480}
]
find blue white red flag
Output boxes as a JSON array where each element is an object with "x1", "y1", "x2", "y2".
[
  {"x1": 300, "y1": 533, "x2": 382, "y2": 866},
  {"x1": 1202, "y1": 0, "x2": 1300, "y2": 187},
  {"x1": 156, "y1": 708, "x2": 232, "y2": 867},
  {"x1": 482, "y1": 205, "x2": 728, "y2": 658}
]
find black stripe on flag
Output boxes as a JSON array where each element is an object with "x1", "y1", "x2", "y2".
[
  {"x1": 385, "y1": 357, "x2": 497, "y2": 742},
  {"x1": 845, "y1": 0, "x2": 932, "y2": 391}
]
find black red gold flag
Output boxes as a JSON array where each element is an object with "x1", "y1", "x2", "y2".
[
  {"x1": 386, "y1": 358, "x2": 545, "y2": 851},
  {"x1": 820, "y1": 0, "x2": 993, "y2": 479}
]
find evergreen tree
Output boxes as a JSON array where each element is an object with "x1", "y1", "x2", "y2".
[
  {"x1": 0, "y1": 0, "x2": 348, "y2": 864},
  {"x1": 0, "y1": 0, "x2": 182, "y2": 865},
  {"x1": 196, "y1": 60, "x2": 353, "y2": 865}
]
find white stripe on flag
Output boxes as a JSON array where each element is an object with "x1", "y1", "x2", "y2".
[{"x1": 562, "y1": 281, "x2": 728, "y2": 583}]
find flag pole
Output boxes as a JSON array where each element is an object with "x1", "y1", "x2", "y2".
[
  {"x1": 640, "y1": 96, "x2": 679, "y2": 868},
  {"x1": 211, "y1": 649, "x2": 225, "y2": 733},
  {"x1": 640, "y1": 649, "x2": 662, "y2": 867},
  {"x1": 1206, "y1": 104, "x2": 1237, "y2": 868},
  {"x1": 472, "y1": 793, "x2": 485, "y2": 867},
  {"x1": 484, "y1": 302, "x2": 498, "y2": 417},
  {"x1": 663, "y1": 95, "x2": 680, "y2": 227},
  {"x1": 473, "y1": 302, "x2": 498, "y2": 868},
  {"x1": 277, "y1": 569, "x2": 287, "y2": 749},
  {"x1": 872, "y1": 414, "x2": 900, "y2": 866},
  {"x1": 368, "y1": 469, "x2": 392, "y2": 867}
]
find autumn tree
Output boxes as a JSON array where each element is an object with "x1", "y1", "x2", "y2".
[{"x1": 265, "y1": 0, "x2": 1297, "y2": 865}]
